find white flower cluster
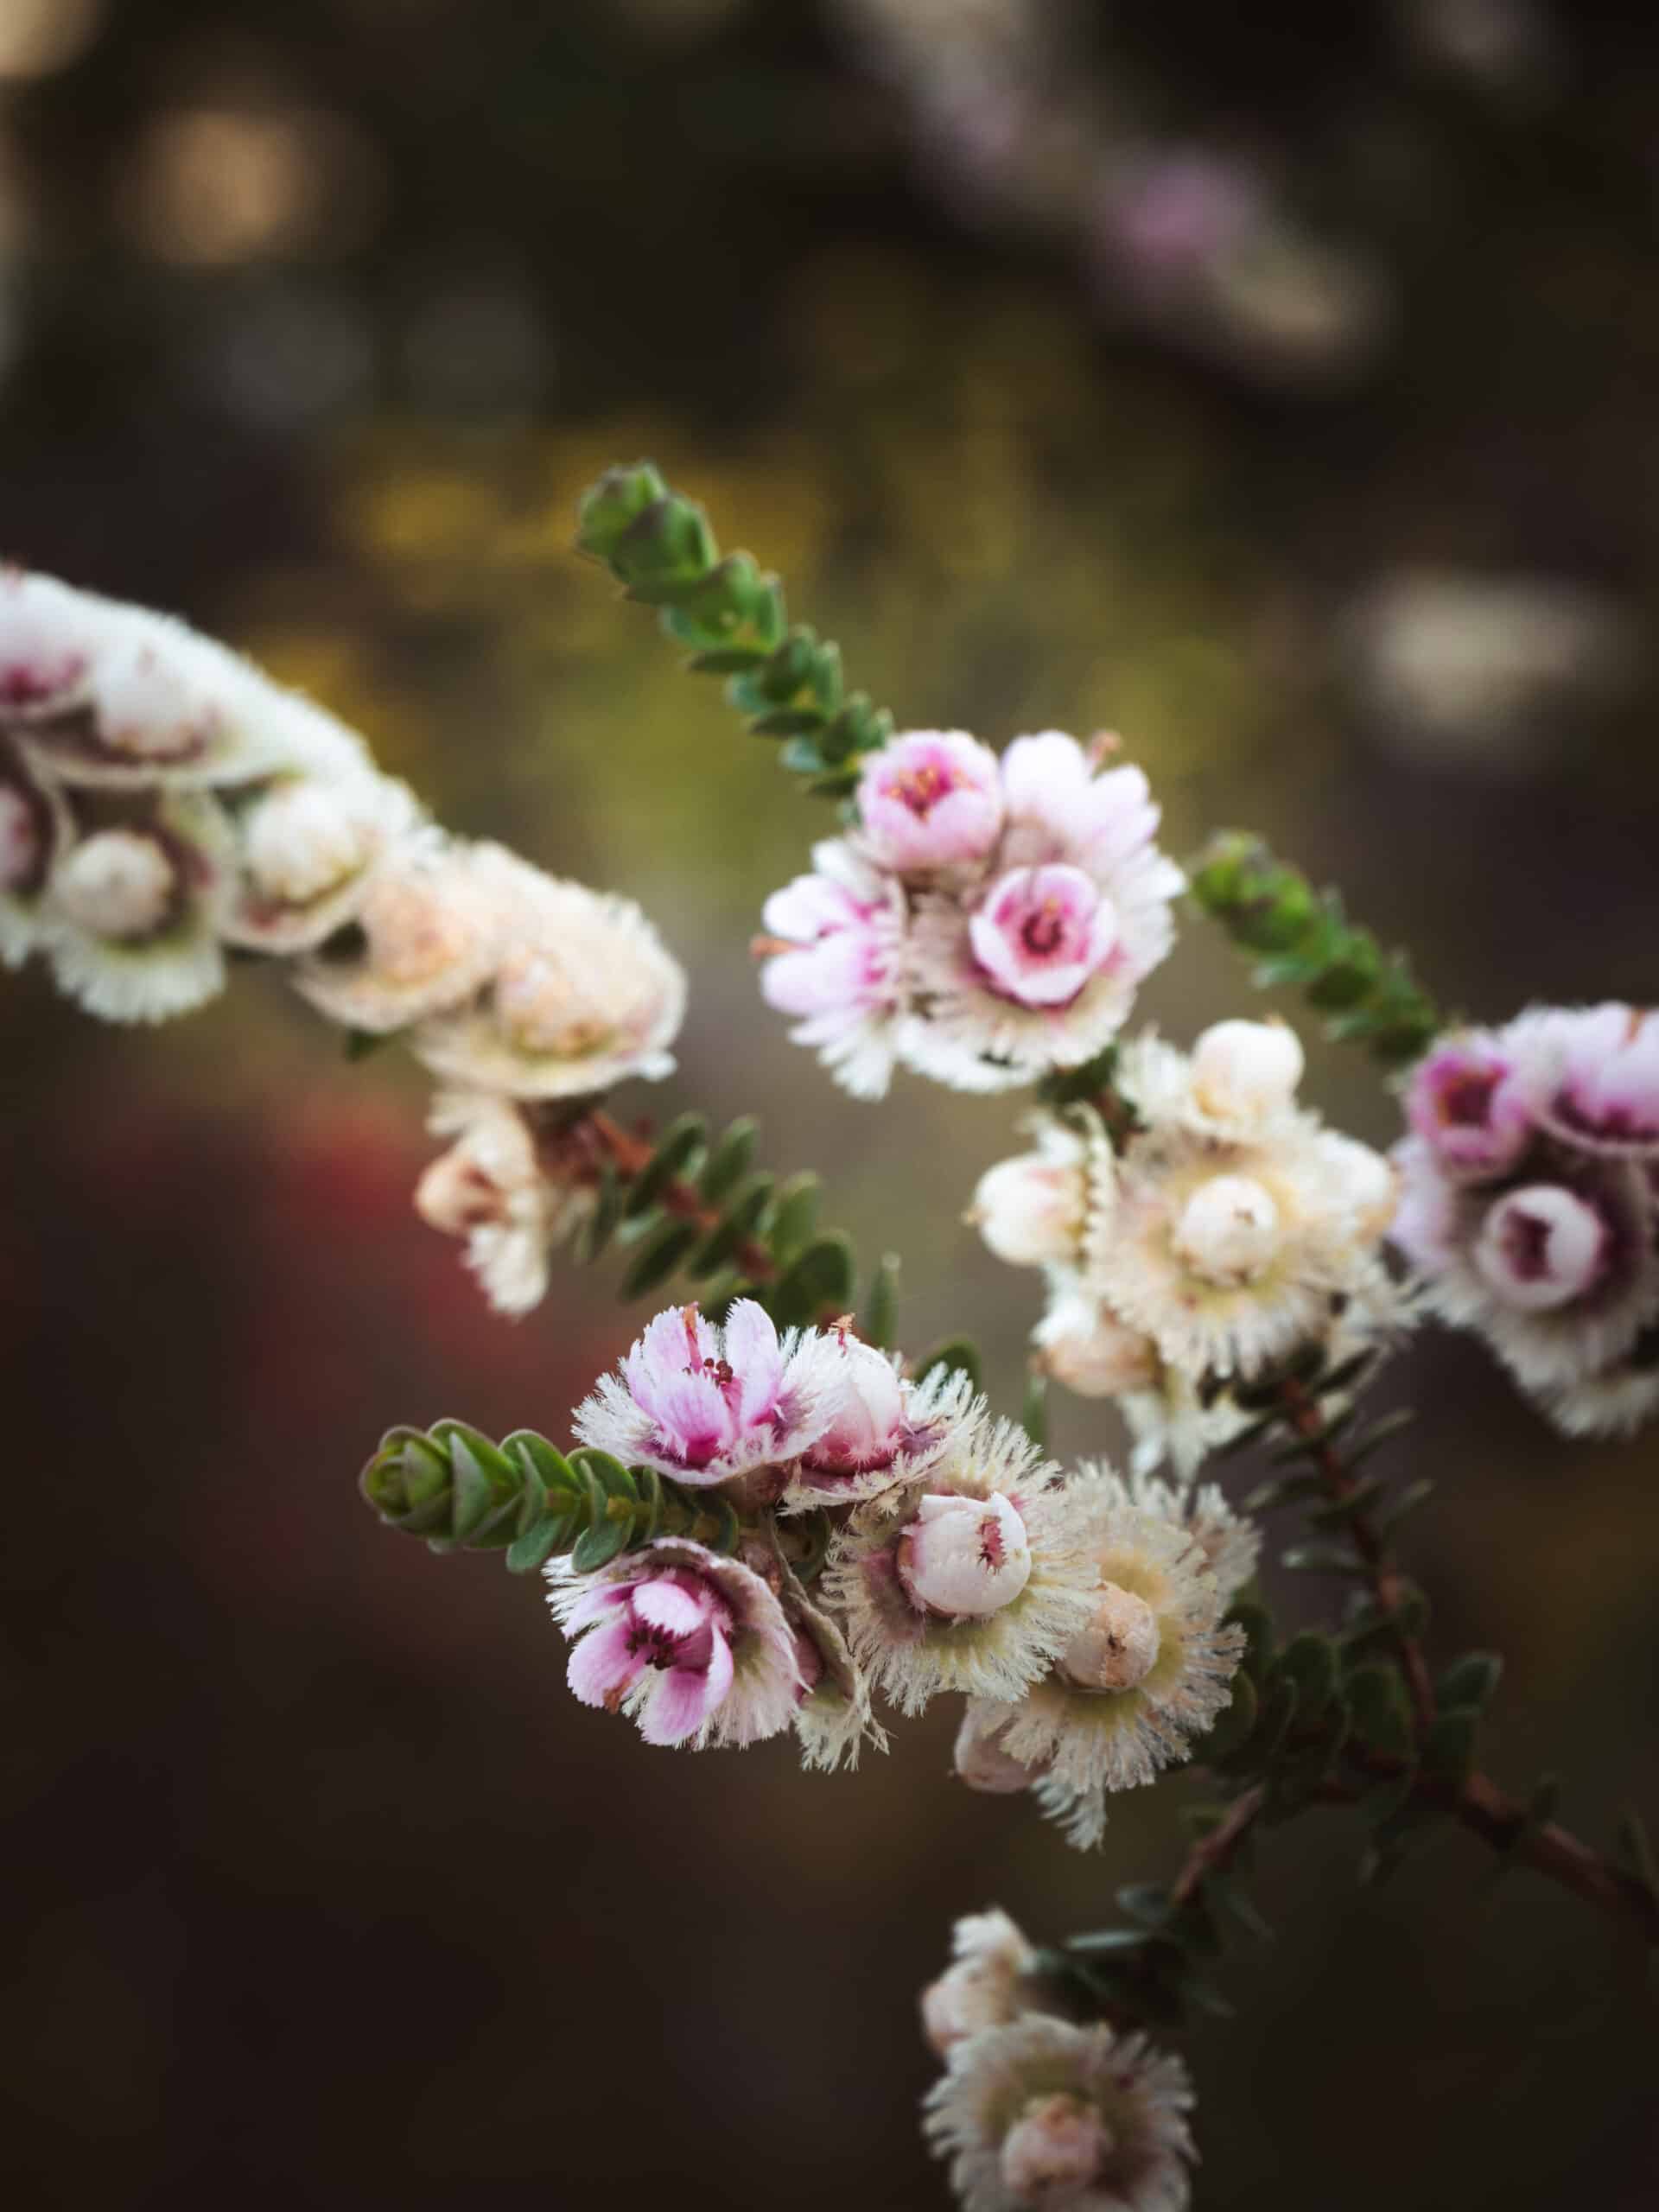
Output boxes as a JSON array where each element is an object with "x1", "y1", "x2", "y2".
[
  {"x1": 921, "y1": 1909, "x2": 1198, "y2": 2212},
  {"x1": 759, "y1": 728, "x2": 1184, "y2": 1096},
  {"x1": 0, "y1": 569, "x2": 685, "y2": 1316},
  {"x1": 1392, "y1": 1006, "x2": 1659, "y2": 1435},
  {"x1": 972, "y1": 1018, "x2": 1405, "y2": 1473},
  {"x1": 551, "y1": 1300, "x2": 1250, "y2": 1846}
]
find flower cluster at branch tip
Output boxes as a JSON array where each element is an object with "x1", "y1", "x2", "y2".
[
  {"x1": 1, "y1": 570, "x2": 686, "y2": 1316},
  {"x1": 548, "y1": 1300, "x2": 1250, "y2": 1840},
  {"x1": 973, "y1": 1018, "x2": 1406, "y2": 1472},
  {"x1": 1391, "y1": 1005, "x2": 1659, "y2": 1435},
  {"x1": 923, "y1": 1910, "x2": 1198, "y2": 2212},
  {"x1": 760, "y1": 728, "x2": 1184, "y2": 1096}
]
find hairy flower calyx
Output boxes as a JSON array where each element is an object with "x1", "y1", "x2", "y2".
[
  {"x1": 999, "y1": 2092, "x2": 1113, "y2": 2204},
  {"x1": 1172, "y1": 1171, "x2": 1282, "y2": 1286}
]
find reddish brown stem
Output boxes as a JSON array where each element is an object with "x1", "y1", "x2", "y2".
[
  {"x1": 1278, "y1": 1376, "x2": 1437, "y2": 1735},
  {"x1": 1170, "y1": 1784, "x2": 1267, "y2": 1909},
  {"x1": 549, "y1": 1108, "x2": 780, "y2": 1282}
]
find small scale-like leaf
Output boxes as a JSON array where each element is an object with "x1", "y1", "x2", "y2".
[
  {"x1": 861, "y1": 1252, "x2": 901, "y2": 1351},
  {"x1": 772, "y1": 1232, "x2": 857, "y2": 1326},
  {"x1": 751, "y1": 708, "x2": 826, "y2": 738},
  {"x1": 1020, "y1": 1370, "x2": 1048, "y2": 1453},
  {"x1": 700, "y1": 1117, "x2": 759, "y2": 1205},
  {"x1": 505, "y1": 1516, "x2": 567, "y2": 1574},
  {"x1": 766, "y1": 1173, "x2": 821, "y2": 1263},
  {"x1": 1065, "y1": 1929, "x2": 1154, "y2": 1957},
  {"x1": 1435, "y1": 1652, "x2": 1503, "y2": 1712},
  {"x1": 625, "y1": 1113, "x2": 707, "y2": 1217},
  {"x1": 1280, "y1": 1541, "x2": 1370, "y2": 1578},
  {"x1": 689, "y1": 1173, "x2": 774, "y2": 1280},
  {"x1": 619, "y1": 1218, "x2": 701, "y2": 1300},
  {"x1": 916, "y1": 1338, "x2": 982, "y2": 1393},
  {"x1": 570, "y1": 1516, "x2": 632, "y2": 1573}
]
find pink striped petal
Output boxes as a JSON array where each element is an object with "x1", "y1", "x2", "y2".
[
  {"x1": 631, "y1": 1575, "x2": 708, "y2": 1639},
  {"x1": 566, "y1": 1617, "x2": 643, "y2": 1709}
]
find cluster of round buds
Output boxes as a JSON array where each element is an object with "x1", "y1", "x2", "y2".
[
  {"x1": 759, "y1": 728, "x2": 1185, "y2": 1097},
  {"x1": 972, "y1": 1018, "x2": 1405, "y2": 1472},
  {"x1": 1391, "y1": 1005, "x2": 1659, "y2": 1436},
  {"x1": 952, "y1": 1467, "x2": 1251, "y2": 1847},
  {"x1": 2, "y1": 569, "x2": 689, "y2": 1317},
  {"x1": 921, "y1": 1908, "x2": 1198, "y2": 2212}
]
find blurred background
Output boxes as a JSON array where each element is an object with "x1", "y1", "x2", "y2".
[{"x1": 2, "y1": 1, "x2": 1657, "y2": 2204}]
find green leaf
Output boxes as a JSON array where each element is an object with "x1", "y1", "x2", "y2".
[
  {"x1": 582, "y1": 1160, "x2": 623, "y2": 1262},
  {"x1": 575, "y1": 461, "x2": 668, "y2": 558},
  {"x1": 1435, "y1": 1652, "x2": 1503, "y2": 1712},
  {"x1": 1421, "y1": 1706, "x2": 1480, "y2": 1789},
  {"x1": 343, "y1": 1027, "x2": 393, "y2": 1062},
  {"x1": 917, "y1": 1338, "x2": 982, "y2": 1393},
  {"x1": 766, "y1": 1173, "x2": 821, "y2": 1263},
  {"x1": 700, "y1": 1117, "x2": 759, "y2": 1204},
  {"x1": 501, "y1": 1428, "x2": 577, "y2": 1505},
  {"x1": 619, "y1": 1218, "x2": 701, "y2": 1300},
  {"x1": 861, "y1": 1253, "x2": 901, "y2": 1351},
  {"x1": 772, "y1": 1232, "x2": 856, "y2": 1325},
  {"x1": 445, "y1": 1432, "x2": 505, "y2": 1542},
  {"x1": 505, "y1": 1516, "x2": 567, "y2": 1574},
  {"x1": 1274, "y1": 1631, "x2": 1339, "y2": 1719},
  {"x1": 625, "y1": 1113, "x2": 707, "y2": 1217},
  {"x1": 1344, "y1": 1408, "x2": 1418, "y2": 1470},
  {"x1": 1280, "y1": 1541, "x2": 1370, "y2": 1577},
  {"x1": 1346, "y1": 1662, "x2": 1414, "y2": 1759},
  {"x1": 689, "y1": 1173, "x2": 774, "y2": 1279},
  {"x1": 1065, "y1": 1928, "x2": 1156, "y2": 1957},
  {"x1": 751, "y1": 708, "x2": 826, "y2": 738},
  {"x1": 570, "y1": 1514, "x2": 632, "y2": 1573},
  {"x1": 1375, "y1": 1478, "x2": 1436, "y2": 1535}
]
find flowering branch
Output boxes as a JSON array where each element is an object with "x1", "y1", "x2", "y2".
[
  {"x1": 1188, "y1": 830, "x2": 1440, "y2": 1066},
  {"x1": 575, "y1": 462, "x2": 893, "y2": 798}
]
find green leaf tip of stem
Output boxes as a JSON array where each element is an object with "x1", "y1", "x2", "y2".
[
  {"x1": 1188, "y1": 830, "x2": 1440, "y2": 1068},
  {"x1": 574, "y1": 461, "x2": 894, "y2": 798}
]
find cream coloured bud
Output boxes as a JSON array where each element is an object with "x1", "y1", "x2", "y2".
[
  {"x1": 1192, "y1": 1017, "x2": 1305, "y2": 1122},
  {"x1": 899, "y1": 1491, "x2": 1031, "y2": 1618},
  {"x1": 1173, "y1": 1173, "x2": 1281, "y2": 1286},
  {"x1": 92, "y1": 638, "x2": 213, "y2": 761},
  {"x1": 1474, "y1": 1184, "x2": 1609, "y2": 1312},
  {"x1": 495, "y1": 946, "x2": 610, "y2": 1056},
  {"x1": 0, "y1": 785, "x2": 40, "y2": 890},
  {"x1": 245, "y1": 781, "x2": 370, "y2": 905},
  {"x1": 1059, "y1": 1580, "x2": 1160, "y2": 1692},
  {"x1": 1319, "y1": 1133, "x2": 1398, "y2": 1238},
  {"x1": 953, "y1": 1703, "x2": 1049, "y2": 1795},
  {"x1": 53, "y1": 830, "x2": 175, "y2": 939},
  {"x1": 1000, "y1": 2094, "x2": 1112, "y2": 2205},
  {"x1": 357, "y1": 866, "x2": 483, "y2": 989},
  {"x1": 971, "y1": 1149, "x2": 1087, "y2": 1268},
  {"x1": 414, "y1": 1142, "x2": 508, "y2": 1237},
  {"x1": 805, "y1": 1336, "x2": 906, "y2": 1472},
  {"x1": 1036, "y1": 1302, "x2": 1160, "y2": 1398}
]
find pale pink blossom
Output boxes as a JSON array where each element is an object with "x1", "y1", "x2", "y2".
[
  {"x1": 785, "y1": 1335, "x2": 973, "y2": 1508},
  {"x1": 1531, "y1": 1003, "x2": 1659, "y2": 1159},
  {"x1": 550, "y1": 1538, "x2": 802, "y2": 1750},
  {"x1": 575, "y1": 1298, "x2": 843, "y2": 1490},
  {"x1": 759, "y1": 837, "x2": 908, "y2": 1097},
  {"x1": 966, "y1": 863, "x2": 1120, "y2": 1008},
  {"x1": 996, "y1": 732, "x2": 1169, "y2": 881},
  {"x1": 855, "y1": 728, "x2": 1002, "y2": 871}
]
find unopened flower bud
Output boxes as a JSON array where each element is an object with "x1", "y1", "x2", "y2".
[
  {"x1": 1319, "y1": 1133, "x2": 1398, "y2": 1237},
  {"x1": 805, "y1": 1335, "x2": 907, "y2": 1474},
  {"x1": 93, "y1": 638, "x2": 213, "y2": 761},
  {"x1": 953, "y1": 1703, "x2": 1048, "y2": 1795},
  {"x1": 1059, "y1": 1580, "x2": 1160, "y2": 1691},
  {"x1": 899, "y1": 1491, "x2": 1031, "y2": 1618},
  {"x1": 1037, "y1": 1306, "x2": 1160, "y2": 1397},
  {"x1": 359, "y1": 867, "x2": 480, "y2": 989},
  {"x1": 972, "y1": 1150, "x2": 1087, "y2": 1268},
  {"x1": 1192, "y1": 1017, "x2": 1304, "y2": 1122},
  {"x1": 1474, "y1": 1184, "x2": 1610, "y2": 1312},
  {"x1": 495, "y1": 945, "x2": 611, "y2": 1056},
  {"x1": 999, "y1": 2094, "x2": 1112, "y2": 2204},
  {"x1": 245, "y1": 782, "x2": 370, "y2": 905},
  {"x1": 1173, "y1": 1173, "x2": 1281, "y2": 1286},
  {"x1": 53, "y1": 830, "x2": 175, "y2": 940}
]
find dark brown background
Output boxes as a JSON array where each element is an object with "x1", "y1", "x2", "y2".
[{"x1": 2, "y1": 3, "x2": 1656, "y2": 2205}]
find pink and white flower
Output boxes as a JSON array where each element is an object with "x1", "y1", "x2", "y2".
[
  {"x1": 1404, "y1": 1033, "x2": 1537, "y2": 1179},
  {"x1": 575, "y1": 1298, "x2": 844, "y2": 1491},
  {"x1": 785, "y1": 1333, "x2": 975, "y2": 1509},
  {"x1": 855, "y1": 728, "x2": 1002, "y2": 872},
  {"x1": 550, "y1": 1538, "x2": 803, "y2": 1750},
  {"x1": 759, "y1": 837, "x2": 909, "y2": 1097},
  {"x1": 1529, "y1": 1003, "x2": 1659, "y2": 1160}
]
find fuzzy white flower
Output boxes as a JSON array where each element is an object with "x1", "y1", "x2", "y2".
[
  {"x1": 290, "y1": 831, "x2": 506, "y2": 1033},
  {"x1": 826, "y1": 1408, "x2": 1097, "y2": 1715},
  {"x1": 223, "y1": 770, "x2": 422, "y2": 954},
  {"x1": 415, "y1": 1091, "x2": 594, "y2": 1318},
  {"x1": 969, "y1": 1110, "x2": 1111, "y2": 1270},
  {"x1": 969, "y1": 1475, "x2": 1245, "y2": 1847},
  {"x1": 925, "y1": 2012, "x2": 1197, "y2": 2212},
  {"x1": 41, "y1": 791, "x2": 235, "y2": 1023},
  {"x1": 411, "y1": 851, "x2": 686, "y2": 1099},
  {"x1": 920, "y1": 1908, "x2": 1040, "y2": 2057}
]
